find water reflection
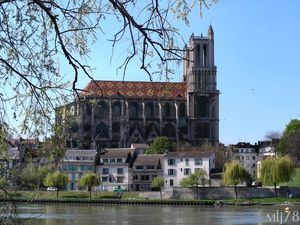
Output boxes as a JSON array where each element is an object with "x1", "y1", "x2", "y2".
[{"x1": 19, "y1": 204, "x2": 300, "y2": 225}]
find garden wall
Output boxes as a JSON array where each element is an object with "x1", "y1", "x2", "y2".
[{"x1": 172, "y1": 187, "x2": 300, "y2": 200}]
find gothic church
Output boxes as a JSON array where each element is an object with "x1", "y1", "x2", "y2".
[{"x1": 56, "y1": 26, "x2": 219, "y2": 149}]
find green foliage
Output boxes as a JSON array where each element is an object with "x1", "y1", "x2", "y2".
[
  {"x1": 279, "y1": 119, "x2": 300, "y2": 156},
  {"x1": 145, "y1": 136, "x2": 173, "y2": 154},
  {"x1": 43, "y1": 171, "x2": 68, "y2": 198},
  {"x1": 223, "y1": 160, "x2": 250, "y2": 199},
  {"x1": 180, "y1": 169, "x2": 208, "y2": 199},
  {"x1": 79, "y1": 173, "x2": 101, "y2": 199},
  {"x1": 151, "y1": 176, "x2": 165, "y2": 200},
  {"x1": 223, "y1": 160, "x2": 250, "y2": 186},
  {"x1": 180, "y1": 169, "x2": 208, "y2": 188},
  {"x1": 283, "y1": 119, "x2": 300, "y2": 136},
  {"x1": 260, "y1": 156, "x2": 295, "y2": 197},
  {"x1": 15, "y1": 164, "x2": 50, "y2": 190},
  {"x1": 151, "y1": 176, "x2": 164, "y2": 189}
]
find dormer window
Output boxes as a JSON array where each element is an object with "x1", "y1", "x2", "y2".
[{"x1": 117, "y1": 158, "x2": 123, "y2": 163}]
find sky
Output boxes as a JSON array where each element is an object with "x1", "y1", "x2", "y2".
[{"x1": 9, "y1": 1, "x2": 299, "y2": 145}]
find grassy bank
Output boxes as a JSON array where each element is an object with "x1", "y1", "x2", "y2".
[
  {"x1": 9, "y1": 190, "x2": 140, "y2": 200},
  {"x1": 3, "y1": 191, "x2": 300, "y2": 206}
]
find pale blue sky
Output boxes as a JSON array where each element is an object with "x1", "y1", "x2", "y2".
[{"x1": 63, "y1": 1, "x2": 300, "y2": 145}]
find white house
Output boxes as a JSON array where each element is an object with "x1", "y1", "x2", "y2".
[
  {"x1": 163, "y1": 151, "x2": 215, "y2": 188},
  {"x1": 96, "y1": 148, "x2": 136, "y2": 191},
  {"x1": 232, "y1": 142, "x2": 258, "y2": 178}
]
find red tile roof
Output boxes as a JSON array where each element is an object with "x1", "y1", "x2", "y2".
[{"x1": 80, "y1": 80, "x2": 186, "y2": 99}]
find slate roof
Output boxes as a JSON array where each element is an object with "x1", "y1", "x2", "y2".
[
  {"x1": 133, "y1": 154, "x2": 163, "y2": 166},
  {"x1": 100, "y1": 148, "x2": 134, "y2": 158},
  {"x1": 164, "y1": 151, "x2": 214, "y2": 158},
  {"x1": 64, "y1": 149, "x2": 97, "y2": 161},
  {"x1": 80, "y1": 80, "x2": 186, "y2": 99}
]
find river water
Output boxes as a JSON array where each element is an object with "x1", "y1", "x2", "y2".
[{"x1": 19, "y1": 203, "x2": 300, "y2": 225}]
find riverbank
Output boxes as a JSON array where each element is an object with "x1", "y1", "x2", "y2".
[{"x1": 2, "y1": 191, "x2": 300, "y2": 206}]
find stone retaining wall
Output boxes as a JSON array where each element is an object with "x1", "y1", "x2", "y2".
[{"x1": 172, "y1": 187, "x2": 300, "y2": 200}]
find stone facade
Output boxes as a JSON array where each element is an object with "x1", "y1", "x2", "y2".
[{"x1": 56, "y1": 26, "x2": 219, "y2": 149}]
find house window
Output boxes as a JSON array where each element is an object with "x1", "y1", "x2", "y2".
[
  {"x1": 252, "y1": 156, "x2": 256, "y2": 160},
  {"x1": 102, "y1": 177, "x2": 108, "y2": 182},
  {"x1": 146, "y1": 166, "x2": 155, "y2": 170},
  {"x1": 117, "y1": 177, "x2": 124, "y2": 183},
  {"x1": 170, "y1": 179, "x2": 174, "y2": 186},
  {"x1": 136, "y1": 166, "x2": 144, "y2": 170},
  {"x1": 102, "y1": 168, "x2": 109, "y2": 174},
  {"x1": 117, "y1": 158, "x2": 123, "y2": 163},
  {"x1": 184, "y1": 168, "x2": 191, "y2": 175},
  {"x1": 168, "y1": 169, "x2": 175, "y2": 176},
  {"x1": 194, "y1": 158, "x2": 202, "y2": 166},
  {"x1": 117, "y1": 168, "x2": 124, "y2": 174},
  {"x1": 141, "y1": 175, "x2": 150, "y2": 181},
  {"x1": 241, "y1": 156, "x2": 244, "y2": 160},
  {"x1": 168, "y1": 158, "x2": 176, "y2": 165},
  {"x1": 185, "y1": 159, "x2": 189, "y2": 166},
  {"x1": 246, "y1": 156, "x2": 250, "y2": 160},
  {"x1": 133, "y1": 175, "x2": 138, "y2": 180},
  {"x1": 110, "y1": 158, "x2": 115, "y2": 163},
  {"x1": 103, "y1": 159, "x2": 108, "y2": 163}
]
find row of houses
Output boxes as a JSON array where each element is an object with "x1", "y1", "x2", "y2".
[
  {"x1": 61, "y1": 145, "x2": 216, "y2": 191},
  {"x1": 2, "y1": 138, "x2": 277, "y2": 191}
]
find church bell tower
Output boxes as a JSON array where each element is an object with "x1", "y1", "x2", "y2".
[{"x1": 183, "y1": 25, "x2": 219, "y2": 145}]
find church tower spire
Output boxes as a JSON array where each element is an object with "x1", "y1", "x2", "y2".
[{"x1": 184, "y1": 25, "x2": 219, "y2": 145}]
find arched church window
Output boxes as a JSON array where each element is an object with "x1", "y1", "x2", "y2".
[
  {"x1": 164, "y1": 103, "x2": 171, "y2": 117},
  {"x1": 129, "y1": 102, "x2": 139, "y2": 119},
  {"x1": 195, "y1": 122, "x2": 210, "y2": 139},
  {"x1": 86, "y1": 103, "x2": 92, "y2": 115},
  {"x1": 195, "y1": 96, "x2": 210, "y2": 118},
  {"x1": 203, "y1": 44, "x2": 207, "y2": 66},
  {"x1": 112, "y1": 101, "x2": 121, "y2": 117},
  {"x1": 96, "y1": 122, "x2": 109, "y2": 139},
  {"x1": 112, "y1": 122, "x2": 120, "y2": 133},
  {"x1": 163, "y1": 123, "x2": 176, "y2": 138},
  {"x1": 179, "y1": 103, "x2": 186, "y2": 118},
  {"x1": 97, "y1": 101, "x2": 108, "y2": 116},
  {"x1": 146, "y1": 102, "x2": 154, "y2": 118},
  {"x1": 196, "y1": 44, "x2": 201, "y2": 65}
]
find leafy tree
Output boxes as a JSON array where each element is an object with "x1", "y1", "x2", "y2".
[
  {"x1": 43, "y1": 171, "x2": 68, "y2": 198},
  {"x1": 180, "y1": 169, "x2": 208, "y2": 199},
  {"x1": 14, "y1": 164, "x2": 49, "y2": 191},
  {"x1": 145, "y1": 136, "x2": 174, "y2": 154},
  {"x1": 223, "y1": 160, "x2": 250, "y2": 199},
  {"x1": 79, "y1": 173, "x2": 101, "y2": 199},
  {"x1": 151, "y1": 176, "x2": 165, "y2": 200},
  {"x1": 259, "y1": 156, "x2": 295, "y2": 197},
  {"x1": 279, "y1": 119, "x2": 300, "y2": 159}
]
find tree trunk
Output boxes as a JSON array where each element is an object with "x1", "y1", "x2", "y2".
[
  {"x1": 56, "y1": 189, "x2": 59, "y2": 199},
  {"x1": 274, "y1": 182, "x2": 277, "y2": 197},
  {"x1": 89, "y1": 186, "x2": 92, "y2": 199},
  {"x1": 159, "y1": 188, "x2": 162, "y2": 200},
  {"x1": 234, "y1": 184, "x2": 238, "y2": 199},
  {"x1": 197, "y1": 187, "x2": 199, "y2": 200}
]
